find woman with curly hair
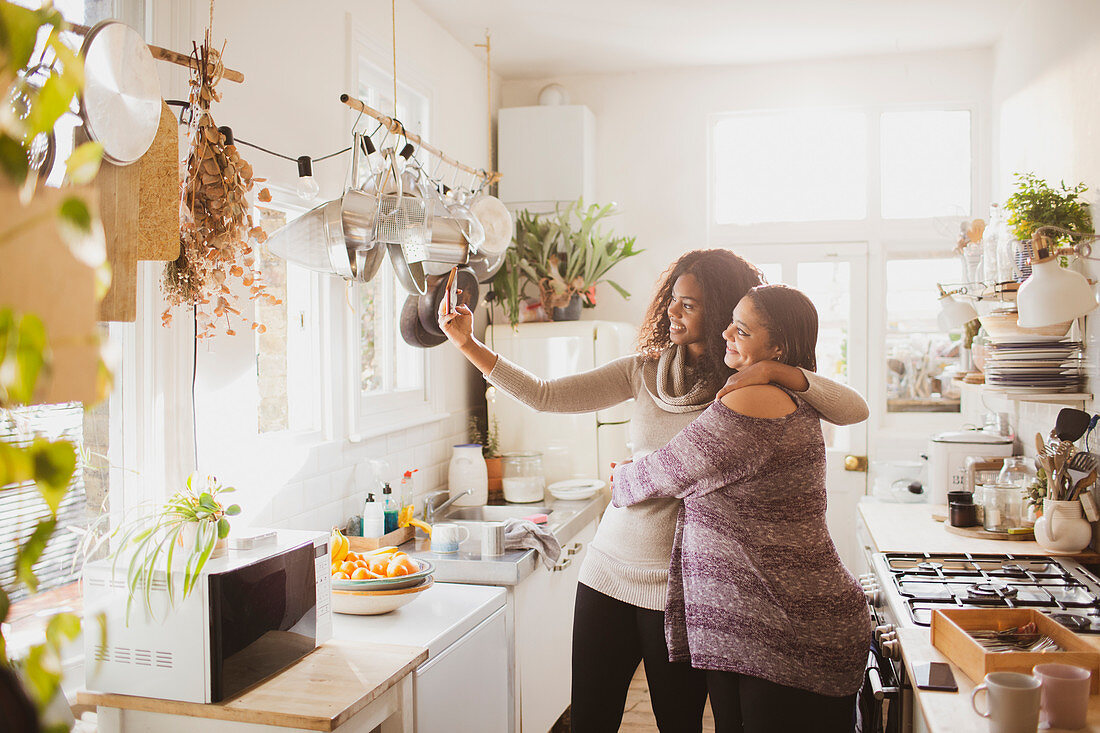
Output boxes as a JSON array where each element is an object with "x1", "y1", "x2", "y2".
[{"x1": 439, "y1": 249, "x2": 868, "y2": 733}]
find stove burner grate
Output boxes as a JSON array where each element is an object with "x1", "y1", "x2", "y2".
[
  {"x1": 916, "y1": 561, "x2": 943, "y2": 572},
  {"x1": 1050, "y1": 613, "x2": 1092, "y2": 632}
]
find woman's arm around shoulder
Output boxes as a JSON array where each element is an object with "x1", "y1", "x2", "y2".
[
  {"x1": 718, "y1": 383, "x2": 797, "y2": 418},
  {"x1": 716, "y1": 361, "x2": 868, "y2": 425}
]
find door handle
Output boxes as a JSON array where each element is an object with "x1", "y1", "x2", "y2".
[{"x1": 844, "y1": 455, "x2": 868, "y2": 472}]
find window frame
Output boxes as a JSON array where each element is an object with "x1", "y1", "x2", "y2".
[{"x1": 344, "y1": 23, "x2": 442, "y2": 442}]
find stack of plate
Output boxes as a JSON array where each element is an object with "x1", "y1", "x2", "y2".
[
  {"x1": 983, "y1": 340, "x2": 1085, "y2": 394},
  {"x1": 547, "y1": 479, "x2": 605, "y2": 501},
  {"x1": 332, "y1": 558, "x2": 435, "y2": 615}
]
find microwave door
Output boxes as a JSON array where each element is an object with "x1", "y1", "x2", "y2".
[{"x1": 208, "y1": 542, "x2": 318, "y2": 701}]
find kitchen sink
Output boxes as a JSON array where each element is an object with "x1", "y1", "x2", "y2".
[{"x1": 441, "y1": 505, "x2": 553, "y2": 522}]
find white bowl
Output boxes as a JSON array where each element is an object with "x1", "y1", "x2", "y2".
[
  {"x1": 332, "y1": 576, "x2": 434, "y2": 615},
  {"x1": 978, "y1": 312, "x2": 1072, "y2": 342}
]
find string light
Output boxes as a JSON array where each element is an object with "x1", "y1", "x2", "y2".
[{"x1": 296, "y1": 155, "x2": 319, "y2": 200}]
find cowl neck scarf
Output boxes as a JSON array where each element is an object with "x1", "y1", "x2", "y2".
[{"x1": 641, "y1": 345, "x2": 716, "y2": 414}]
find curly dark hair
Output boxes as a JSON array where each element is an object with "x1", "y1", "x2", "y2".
[{"x1": 638, "y1": 249, "x2": 765, "y2": 388}]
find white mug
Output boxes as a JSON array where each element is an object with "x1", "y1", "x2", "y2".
[
  {"x1": 1033, "y1": 663, "x2": 1090, "y2": 730},
  {"x1": 430, "y1": 523, "x2": 470, "y2": 553},
  {"x1": 971, "y1": 672, "x2": 1041, "y2": 733}
]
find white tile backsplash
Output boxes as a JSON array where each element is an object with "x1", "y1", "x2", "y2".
[{"x1": 265, "y1": 411, "x2": 472, "y2": 531}]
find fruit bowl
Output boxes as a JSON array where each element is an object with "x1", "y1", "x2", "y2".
[
  {"x1": 331, "y1": 557, "x2": 434, "y2": 591},
  {"x1": 332, "y1": 576, "x2": 434, "y2": 615}
]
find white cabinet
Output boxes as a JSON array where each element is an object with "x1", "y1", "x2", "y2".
[
  {"x1": 497, "y1": 105, "x2": 595, "y2": 206},
  {"x1": 513, "y1": 519, "x2": 597, "y2": 732},
  {"x1": 415, "y1": 607, "x2": 509, "y2": 733}
]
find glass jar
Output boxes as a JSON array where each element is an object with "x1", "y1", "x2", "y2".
[
  {"x1": 502, "y1": 451, "x2": 545, "y2": 503},
  {"x1": 982, "y1": 484, "x2": 1024, "y2": 533},
  {"x1": 998, "y1": 456, "x2": 1036, "y2": 489}
]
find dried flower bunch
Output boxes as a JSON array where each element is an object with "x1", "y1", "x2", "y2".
[{"x1": 162, "y1": 34, "x2": 279, "y2": 337}]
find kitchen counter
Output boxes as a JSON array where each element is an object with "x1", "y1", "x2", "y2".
[
  {"x1": 858, "y1": 499, "x2": 1100, "y2": 561},
  {"x1": 79, "y1": 639, "x2": 427, "y2": 732},
  {"x1": 400, "y1": 493, "x2": 607, "y2": 585},
  {"x1": 898, "y1": 626, "x2": 1100, "y2": 732}
]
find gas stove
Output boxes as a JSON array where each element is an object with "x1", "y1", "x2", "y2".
[{"x1": 869, "y1": 552, "x2": 1100, "y2": 633}]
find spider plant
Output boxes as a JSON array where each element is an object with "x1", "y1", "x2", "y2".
[{"x1": 81, "y1": 473, "x2": 240, "y2": 622}]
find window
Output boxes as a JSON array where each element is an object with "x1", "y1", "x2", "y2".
[
  {"x1": 880, "y1": 110, "x2": 971, "y2": 219},
  {"x1": 255, "y1": 191, "x2": 321, "y2": 435},
  {"x1": 712, "y1": 108, "x2": 868, "y2": 225},
  {"x1": 885, "y1": 255, "x2": 964, "y2": 413},
  {"x1": 349, "y1": 56, "x2": 432, "y2": 426}
]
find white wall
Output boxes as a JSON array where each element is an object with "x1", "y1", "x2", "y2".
[
  {"x1": 500, "y1": 48, "x2": 994, "y2": 328},
  {"x1": 993, "y1": 0, "x2": 1100, "y2": 412},
  {"x1": 145, "y1": 0, "x2": 498, "y2": 530}
]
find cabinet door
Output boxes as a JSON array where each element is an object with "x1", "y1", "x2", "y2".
[
  {"x1": 515, "y1": 520, "x2": 597, "y2": 732},
  {"x1": 416, "y1": 607, "x2": 510, "y2": 733}
]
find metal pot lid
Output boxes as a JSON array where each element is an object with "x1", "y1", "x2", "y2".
[
  {"x1": 79, "y1": 21, "x2": 162, "y2": 165},
  {"x1": 930, "y1": 429, "x2": 1013, "y2": 444}
]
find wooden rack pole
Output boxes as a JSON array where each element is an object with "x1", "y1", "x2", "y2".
[
  {"x1": 67, "y1": 22, "x2": 245, "y2": 83},
  {"x1": 340, "y1": 93, "x2": 501, "y2": 185}
]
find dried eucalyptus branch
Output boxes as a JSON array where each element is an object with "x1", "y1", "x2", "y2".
[{"x1": 161, "y1": 34, "x2": 279, "y2": 338}]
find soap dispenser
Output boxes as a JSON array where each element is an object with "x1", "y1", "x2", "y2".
[{"x1": 362, "y1": 492, "x2": 384, "y2": 538}]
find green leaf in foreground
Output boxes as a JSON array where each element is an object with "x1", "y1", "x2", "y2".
[
  {"x1": 58, "y1": 195, "x2": 92, "y2": 234},
  {"x1": 65, "y1": 141, "x2": 103, "y2": 184},
  {"x1": 15, "y1": 518, "x2": 57, "y2": 593}
]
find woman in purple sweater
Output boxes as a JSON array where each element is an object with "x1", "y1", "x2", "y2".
[{"x1": 612, "y1": 284, "x2": 871, "y2": 733}]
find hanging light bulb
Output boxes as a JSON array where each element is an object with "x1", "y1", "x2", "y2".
[{"x1": 296, "y1": 155, "x2": 319, "y2": 200}]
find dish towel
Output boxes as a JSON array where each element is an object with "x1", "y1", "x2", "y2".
[{"x1": 502, "y1": 518, "x2": 562, "y2": 569}]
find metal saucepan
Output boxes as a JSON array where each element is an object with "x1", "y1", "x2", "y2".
[{"x1": 399, "y1": 294, "x2": 446, "y2": 348}]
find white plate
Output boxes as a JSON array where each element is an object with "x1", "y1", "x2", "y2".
[{"x1": 548, "y1": 478, "x2": 606, "y2": 501}]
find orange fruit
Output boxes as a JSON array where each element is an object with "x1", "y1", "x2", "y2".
[
  {"x1": 340, "y1": 561, "x2": 358, "y2": 575},
  {"x1": 346, "y1": 552, "x2": 361, "y2": 563},
  {"x1": 401, "y1": 557, "x2": 419, "y2": 575},
  {"x1": 351, "y1": 567, "x2": 371, "y2": 580},
  {"x1": 331, "y1": 561, "x2": 341, "y2": 574},
  {"x1": 387, "y1": 555, "x2": 411, "y2": 577},
  {"x1": 368, "y1": 557, "x2": 390, "y2": 576},
  {"x1": 333, "y1": 571, "x2": 349, "y2": 580}
]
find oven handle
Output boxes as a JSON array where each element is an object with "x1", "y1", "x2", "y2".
[{"x1": 866, "y1": 650, "x2": 901, "y2": 700}]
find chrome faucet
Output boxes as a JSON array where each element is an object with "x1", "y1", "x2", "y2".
[{"x1": 423, "y1": 489, "x2": 472, "y2": 524}]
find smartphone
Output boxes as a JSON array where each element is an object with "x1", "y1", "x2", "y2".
[
  {"x1": 444, "y1": 266, "x2": 459, "y2": 314},
  {"x1": 913, "y1": 661, "x2": 957, "y2": 692}
]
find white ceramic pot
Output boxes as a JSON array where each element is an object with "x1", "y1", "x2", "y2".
[
  {"x1": 448, "y1": 444, "x2": 488, "y2": 506},
  {"x1": 1034, "y1": 500, "x2": 1092, "y2": 553}
]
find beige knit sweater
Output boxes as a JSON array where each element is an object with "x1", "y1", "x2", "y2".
[{"x1": 487, "y1": 352, "x2": 869, "y2": 611}]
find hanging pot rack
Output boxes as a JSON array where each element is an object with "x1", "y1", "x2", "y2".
[
  {"x1": 66, "y1": 21, "x2": 245, "y2": 83},
  {"x1": 340, "y1": 93, "x2": 500, "y2": 186}
]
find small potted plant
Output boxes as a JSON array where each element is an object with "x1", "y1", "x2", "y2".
[
  {"x1": 493, "y1": 199, "x2": 642, "y2": 327},
  {"x1": 1004, "y1": 173, "x2": 1093, "y2": 272},
  {"x1": 83, "y1": 473, "x2": 241, "y2": 620}
]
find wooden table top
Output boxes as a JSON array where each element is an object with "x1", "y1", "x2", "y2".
[
  {"x1": 858, "y1": 500, "x2": 1100, "y2": 561},
  {"x1": 78, "y1": 639, "x2": 427, "y2": 731}
]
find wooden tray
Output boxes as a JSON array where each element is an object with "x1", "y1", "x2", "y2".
[
  {"x1": 944, "y1": 524, "x2": 1034, "y2": 541},
  {"x1": 931, "y1": 608, "x2": 1100, "y2": 693},
  {"x1": 349, "y1": 527, "x2": 413, "y2": 551}
]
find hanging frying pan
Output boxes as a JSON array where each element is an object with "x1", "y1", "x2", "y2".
[
  {"x1": 79, "y1": 21, "x2": 162, "y2": 165},
  {"x1": 417, "y1": 267, "x2": 480, "y2": 336},
  {"x1": 399, "y1": 294, "x2": 447, "y2": 348}
]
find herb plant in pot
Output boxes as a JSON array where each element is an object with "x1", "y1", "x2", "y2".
[{"x1": 1004, "y1": 172, "x2": 1093, "y2": 274}]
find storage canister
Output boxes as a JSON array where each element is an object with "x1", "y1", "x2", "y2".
[{"x1": 502, "y1": 451, "x2": 545, "y2": 503}]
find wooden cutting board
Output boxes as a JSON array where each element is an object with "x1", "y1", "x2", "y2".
[
  {"x1": 137, "y1": 100, "x2": 180, "y2": 261},
  {"x1": 94, "y1": 156, "x2": 138, "y2": 322}
]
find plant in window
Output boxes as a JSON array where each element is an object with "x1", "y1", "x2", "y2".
[
  {"x1": 1004, "y1": 173, "x2": 1093, "y2": 247},
  {"x1": 494, "y1": 199, "x2": 643, "y2": 327},
  {"x1": 0, "y1": 3, "x2": 108, "y2": 729}
]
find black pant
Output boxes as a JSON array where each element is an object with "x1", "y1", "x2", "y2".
[
  {"x1": 570, "y1": 583, "x2": 707, "y2": 733},
  {"x1": 706, "y1": 669, "x2": 856, "y2": 733}
]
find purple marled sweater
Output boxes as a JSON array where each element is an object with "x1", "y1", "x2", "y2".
[{"x1": 611, "y1": 395, "x2": 871, "y2": 697}]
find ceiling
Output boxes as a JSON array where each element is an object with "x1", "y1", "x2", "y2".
[{"x1": 413, "y1": 0, "x2": 1023, "y2": 78}]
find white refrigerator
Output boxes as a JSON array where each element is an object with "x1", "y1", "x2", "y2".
[{"x1": 486, "y1": 320, "x2": 635, "y2": 484}]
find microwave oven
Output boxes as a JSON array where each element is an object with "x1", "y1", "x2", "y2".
[{"x1": 83, "y1": 528, "x2": 332, "y2": 703}]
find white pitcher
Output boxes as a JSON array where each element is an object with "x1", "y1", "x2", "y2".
[
  {"x1": 448, "y1": 444, "x2": 488, "y2": 507},
  {"x1": 1034, "y1": 499, "x2": 1092, "y2": 553}
]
